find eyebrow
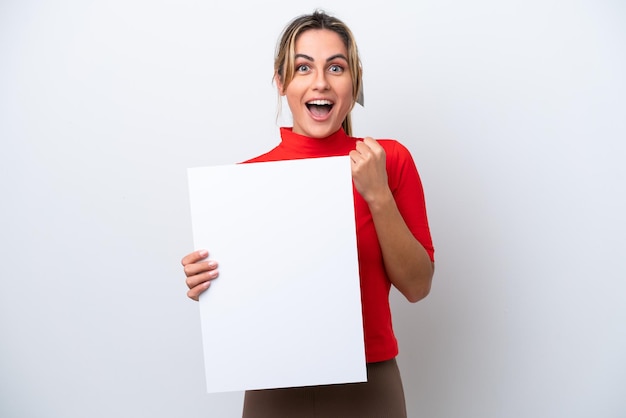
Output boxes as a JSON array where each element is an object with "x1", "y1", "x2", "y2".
[{"x1": 295, "y1": 53, "x2": 349, "y2": 63}]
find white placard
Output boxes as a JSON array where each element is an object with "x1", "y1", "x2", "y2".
[{"x1": 187, "y1": 156, "x2": 366, "y2": 394}]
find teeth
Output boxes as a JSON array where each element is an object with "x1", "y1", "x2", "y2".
[{"x1": 307, "y1": 99, "x2": 333, "y2": 106}]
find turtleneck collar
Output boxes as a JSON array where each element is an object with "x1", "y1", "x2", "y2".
[{"x1": 278, "y1": 127, "x2": 356, "y2": 158}]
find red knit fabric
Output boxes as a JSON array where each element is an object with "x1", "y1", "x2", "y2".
[{"x1": 244, "y1": 127, "x2": 434, "y2": 362}]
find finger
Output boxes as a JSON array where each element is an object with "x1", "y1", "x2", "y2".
[
  {"x1": 354, "y1": 140, "x2": 370, "y2": 155},
  {"x1": 187, "y1": 282, "x2": 211, "y2": 301},
  {"x1": 181, "y1": 249, "x2": 209, "y2": 266},
  {"x1": 354, "y1": 139, "x2": 382, "y2": 160},
  {"x1": 352, "y1": 139, "x2": 373, "y2": 160},
  {"x1": 362, "y1": 136, "x2": 377, "y2": 146},
  {"x1": 362, "y1": 137, "x2": 384, "y2": 157},
  {"x1": 349, "y1": 149, "x2": 363, "y2": 164},
  {"x1": 183, "y1": 259, "x2": 218, "y2": 277},
  {"x1": 186, "y1": 269, "x2": 219, "y2": 290}
]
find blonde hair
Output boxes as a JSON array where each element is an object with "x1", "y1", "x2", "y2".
[{"x1": 274, "y1": 10, "x2": 363, "y2": 136}]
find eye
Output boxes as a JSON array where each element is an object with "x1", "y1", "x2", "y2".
[
  {"x1": 296, "y1": 64, "x2": 311, "y2": 73},
  {"x1": 328, "y1": 64, "x2": 344, "y2": 74}
]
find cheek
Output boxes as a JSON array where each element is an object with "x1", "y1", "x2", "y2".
[
  {"x1": 337, "y1": 78, "x2": 354, "y2": 101},
  {"x1": 283, "y1": 81, "x2": 305, "y2": 102},
  {"x1": 337, "y1": 82, "x2": 354, "y2": 109}
]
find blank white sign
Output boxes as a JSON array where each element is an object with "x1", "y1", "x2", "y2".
[{"x1": 187, "y1": 156, "x2": 366, "y2": 393}]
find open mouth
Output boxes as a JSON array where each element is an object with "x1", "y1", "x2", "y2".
[{"x1": 306, "y1": 99, "x2": 334, "y2": 118}]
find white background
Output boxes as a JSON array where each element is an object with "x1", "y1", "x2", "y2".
[{"x1": 1, "y1": 0, "x2": 624, "y2": 417}]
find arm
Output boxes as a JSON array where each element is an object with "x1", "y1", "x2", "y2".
[
  {"x1": 350, "y1": 137, "x2": 434, "y2": 303},
  {"x1": 181, "y1": 249, "x2": 219, "y2": 301}
]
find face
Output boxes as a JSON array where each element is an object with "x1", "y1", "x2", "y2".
[{"x1": 277, "y1": 29, "x2": 354, "y2": 138}]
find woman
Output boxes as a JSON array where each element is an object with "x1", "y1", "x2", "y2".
[{"x1": 182, "y1": 10, "x2": 435, "y2": 417}]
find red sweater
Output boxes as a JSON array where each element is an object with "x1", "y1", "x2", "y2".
[{"x1": 245, "y1": 127, "x2": 435, "y2": 363}]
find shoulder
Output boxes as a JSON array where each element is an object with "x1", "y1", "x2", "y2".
[
  {"x1": 240, "y1": 146, "x2": 283, "y2": 164},
  {"x1": 373, "y1": 139, "x2": 422, "y2": 186}
]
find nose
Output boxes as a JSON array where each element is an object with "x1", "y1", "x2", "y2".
[{"x1": 312, "y1": 69, "x2": 330, "y2": 91}]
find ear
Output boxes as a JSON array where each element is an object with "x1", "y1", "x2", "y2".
[{"x1": 274, "y1": 73, "x2": 285, "y2": 96}]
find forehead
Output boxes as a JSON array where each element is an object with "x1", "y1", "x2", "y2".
[{"x1": 295, "y1": 29, "x2": 348, "y2": 56}]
